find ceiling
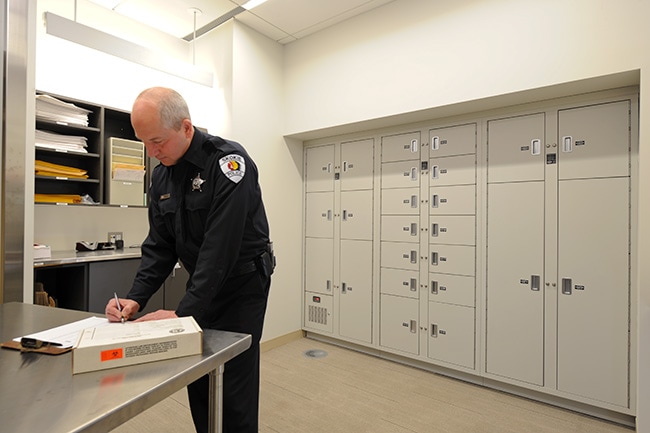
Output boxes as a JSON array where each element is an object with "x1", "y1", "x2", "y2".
[{"x1": 89, "y1": 0, "x2": 396, "y2": 45}]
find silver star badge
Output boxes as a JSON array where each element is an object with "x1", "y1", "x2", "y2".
[{"x1": 191, "y1": 173, "x2": 206, "y2": 192}]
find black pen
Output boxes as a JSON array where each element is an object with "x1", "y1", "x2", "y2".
[{"x1": 114, "y1": 292, "x2": 125, "y2": 324}]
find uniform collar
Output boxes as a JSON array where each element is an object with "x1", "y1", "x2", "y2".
[{"x1": 179, "y1": 127, "x2": 208, "y2": 170}]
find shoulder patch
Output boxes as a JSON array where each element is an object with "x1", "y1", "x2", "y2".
[{"x1": 219, "y1": 154, "x2": 246, "y2": 183}]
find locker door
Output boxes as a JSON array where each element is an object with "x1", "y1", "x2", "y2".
[
  {"x1": 429, "y1": 273, "x2": 475, "y2": 307},
  {"x1": 487, "y1": 113, "x2": 545, "y2": 183},
  {"x1": 429, "y1": 215, "x2": 475, "y2": 246},
  {"x1": 341, "y1": 138, "x2": 374, "y2": 191},
  {"x1": 381, "y1": 188, "x2": 419, "y2": 215},
  {"x1": 429, "y1": 154, "x2": 476, "y2": 187},
  {"x1": 486, "y1": 181, "x2": 544, "y2": 386},
  {"x1": 380, "y1": 294, "x2": 419, "y2": 354},
  {"x1": 305, "y1": 144, "x2": 335, "y2": 192},
  {"x1": 381, "y1": 216, "x2": 419, "y2": 243},
  {"x1": 380, "y1": 241, "x2": 419, "y2": 271},
  {"x1": 340, "y1": 190, "x2": 373, "y2": 240},
  {"x1": 429, "y1": 245, "x2": 475, "y2": 276},
  {"x1": 428, "y1": 303, "x2": 475, "y2": 369},
  {"x1": 381, "y1": 132, "x2": 420, "y2": 163},
  {"x1": 305, "y1": 192, "x2": 334, "y2": 238},
  {"x1": 305, "y1": 238, "x2": 333, "y2": 295},
  {"x1": 382, "y1": 160, "x2": 420, "y2": 189},
  {"x1": 557, "y1": 177, "x2": 629, "y2": 407},
  {"x1": 558, "y1": 100, "x2": 630, "y2": 180},
  {"x1": 340, "y1": 240, "x2": 373, "y2": 343},
  {"x1": 429, "y1": 123, "x2": 476, "y2": 158},
  {"x1": 380, "y1": 268, "x2": 419, "y2": 299},
  {"x1": 430, "y1": 185, "x2": 475, "y2": 215}
]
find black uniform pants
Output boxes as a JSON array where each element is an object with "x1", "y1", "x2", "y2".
[{"x1": 187, "y1": 271, "x2": 270, "y2": 433}]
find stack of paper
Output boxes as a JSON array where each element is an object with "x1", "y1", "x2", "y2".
[
  {"x1": 35, "y1": 160, "x2": 88, "y2": 179},
  {"x1": 36, "y1": 130, "x2": 88, "y2": 153},
  {"x1": 33, "y1": 243, "x2": 51, "y2": 259},
  {"x1": 34, "y1": 194, "x2": 82, "y2": 204},
  {"x1": 36, "y1": 94, "x2": 92, "y2": 127},
  {"x1": 112, "y1": 163, "x2": 146, "y2": 182}
]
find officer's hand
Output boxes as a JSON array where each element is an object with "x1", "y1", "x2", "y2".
[
  {"x1": 134, "y1": 309, "x2": 178, "y2": 322},
  {"x1": 105, "y1": 297, "x2": 140, "y2": 322}
]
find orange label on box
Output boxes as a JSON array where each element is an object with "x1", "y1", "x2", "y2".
[{"x1": 100, "y1": 348, "x2": 124, "y2": 362}]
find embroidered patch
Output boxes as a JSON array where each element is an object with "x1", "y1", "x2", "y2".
[{"x1": 219, "y1": 154, "x2": 246, "y2": 184}]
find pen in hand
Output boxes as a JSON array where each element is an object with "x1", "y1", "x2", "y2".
[{"x1": 114, "y1": 292, "x2": 125, "y2": 324}]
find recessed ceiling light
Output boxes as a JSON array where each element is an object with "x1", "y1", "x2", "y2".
[{"x1": 242, "y1": 0, "x2": 268, "y2": 11}]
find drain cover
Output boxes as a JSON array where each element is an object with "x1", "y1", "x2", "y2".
[{"x1": 303, "y1": 349, "x2": 328, "y2": 359}]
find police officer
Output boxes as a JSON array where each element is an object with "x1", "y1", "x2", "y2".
[{"x1": 106, "y1": 87, "x2": 273, "y2": 433}]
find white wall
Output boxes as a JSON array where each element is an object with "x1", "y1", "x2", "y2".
[{"x1": 283, "y1": 0, "x2": 650, "y2": 430}]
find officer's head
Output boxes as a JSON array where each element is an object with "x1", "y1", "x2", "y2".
[{"x1": 132, "y1": 87, "x2": 194, "y2": 166}]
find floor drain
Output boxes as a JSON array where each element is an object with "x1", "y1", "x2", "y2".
[{"x1": 303, "y1": 349, "x2": 328, "y2": 359}]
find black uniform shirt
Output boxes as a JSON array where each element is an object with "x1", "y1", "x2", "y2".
[{"x1": 127, "y1": 128, "x2": 270, "y2": 325}]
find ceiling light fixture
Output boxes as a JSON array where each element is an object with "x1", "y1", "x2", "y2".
[
  {"x1": 182, "y1": 0, "x2": 269, "y2": 42},
  {"x1": 188, "y1": 7, "x2": 202, "y2": 65},
  {"x1": 241, "y1": 0, "x2": 268, "y2": 10}
]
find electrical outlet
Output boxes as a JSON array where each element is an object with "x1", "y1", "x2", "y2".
[{"x1": 108, "y1": 232, "x2": 123, "y2": 243}]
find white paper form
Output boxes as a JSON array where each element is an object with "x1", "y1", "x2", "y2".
[{"x1": 13, "y1": 316, "x2": 109, "y2": 348}]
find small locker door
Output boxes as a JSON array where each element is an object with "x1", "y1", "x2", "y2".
[
  {"x1": 429, "y1": 123, "x2": 476, "y2": 158},
  {"x1": 340, "y1": 190, "x2": 373, "y2": 240},
  {"x1": 380, "y1": 268, "x2": 419, "y2": 299},
  {"x1": 429, "y1": 154, "x2": 476, "y2": 187},
  {"x1": 428, "y1": 302, "x2": 475, "y2": 369},
  {"x1": 381, "y1": 216, "x2": 419, "y2": 243},
  {"x1": 487, "y1": 113, "x2": 545, "y2": 183},
  {"x1": 380, "y1": 294, "x2": 419, "y2": 354},
  {"x1": 430, "y1": 215, "x2": 476, "y2": 246},
  {"x1": 381, "y1": 188, "x2": 420, "y2": 215},
  {"x1": 429, "y1": 273, "x2": 475, "y2": 307},
  {"x1": 305, "y1": 192, "x2": 334, "y2": 238},
  {"x1": 305, "y1": 238, "x2": 334, "y2": 295},
  {"x1": 341, "y1": 138, "x2": 374, "y2": 191},
  {"x1": 557, "y1": 177, "x2": 629, "y2": 407},
  {"x1": 430, "y1": 185, "x2": 476, "y2": 215},
  {"x1": 429, "y1": 245, "x2": 475, "y2": 276},
  {"x1": 558, "y1": 100, "x2": 630, "y2": 180},
  {"x1": 486, "y1": 181, "x2": 544, "y2": 386},
  {"x1": 382, "y1": 160, "x2": 420, "y2": 189},
  {"x1": 340, "y1": 240, "x2": 373, "y2": 343},
  {"x1": 380, "y1": 241, "x2": 419, "y2": 271},
  {"x1": 305, "y1": 144, "x2": 335, "y2": 192},
  {"x1": 381, "y1": 132, "x2": 420, "y2": 163}
]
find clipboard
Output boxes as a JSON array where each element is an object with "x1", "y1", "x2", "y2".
[{"x1": 1, "y1": 340, "x2": 72, "y2": 355}]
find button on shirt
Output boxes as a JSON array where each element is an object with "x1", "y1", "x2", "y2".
[{"x1": 127, "y1": 128, "x2": 270, "y2": 325}]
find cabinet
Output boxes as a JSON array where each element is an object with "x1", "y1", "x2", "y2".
[{"x1": 34, "y1": 91, "x2": 140, "y2": 205}]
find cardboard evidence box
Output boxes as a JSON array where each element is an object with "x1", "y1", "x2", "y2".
[{"x1": 72, "y1": 316, "x2": 202, "y2": 374}]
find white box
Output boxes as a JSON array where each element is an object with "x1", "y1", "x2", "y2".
[{"x1": 72, "y1": 316, "x2": 202, "y2": 374}]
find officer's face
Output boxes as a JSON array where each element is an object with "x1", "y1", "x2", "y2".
[{"x1": 132, "y1": 100, "x2": 193, "y2": 166}]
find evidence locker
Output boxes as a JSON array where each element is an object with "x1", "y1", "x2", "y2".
[
  {"x1": 340, "y1": 190, "x2": 373, "y2": 240},
  {"x1": 429, "y1": 185, "x2": 476, "y2": 215},
  {"x1": 339, "y1": 240, "x2": 372, "y2": 343},
  {"x1": 305, "y1": 237, "x2": 334, "y2": 295},
  {"x1": 429, "y1": 123, "x2": 477, "y2": 158},
  {"x1": 428, "y1": 302, "x2": 475, "y2": 368},
  {"x1": 380, "y1": 268, "x2": 419, "y2": 299},
  {"x1": 429, "y1": 154, "x2": 476, "y2": 187},
  {"x1": 305, "y1": 144, "x2": 335, "y2": 192},
  {"x1": 381, "y1": 188, "x2": 420, "y2": 215},
  {"x1": 305, "y1": 192, "x2": 334, "y2": 238},
  {"x1": 341, "y1": 138, "x2": 374, "y2": 190},
  {"x1": 429, "y1": 273, "x2": 475, "y2": 307},
  {"x1": 380, "y1": 294, "x2": 419, "y2": 355}
]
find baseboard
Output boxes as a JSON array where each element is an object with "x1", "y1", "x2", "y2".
[{"x1": 261, "y1": 330, "x2": 305, "y2": 353}]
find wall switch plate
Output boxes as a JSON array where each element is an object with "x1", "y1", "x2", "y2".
[{"x1": 108, "y1": 232, "x2": 123, "y2": 243}]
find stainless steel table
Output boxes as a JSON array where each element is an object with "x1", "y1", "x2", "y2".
[{"x1": 0, "y1": 302, "x2": 251, "y2": 433}]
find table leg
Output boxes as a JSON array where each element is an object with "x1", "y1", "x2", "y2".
[{"x1": 208, "y1": 364, "x2": 224, "y2": 433}]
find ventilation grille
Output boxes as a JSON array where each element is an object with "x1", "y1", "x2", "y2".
[{"x1": 308, "y1": 305, "x2": 328, "y2": 325}]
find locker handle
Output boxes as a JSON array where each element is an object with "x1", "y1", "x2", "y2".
[
  {"x1": 431, "y1": 324, "x2": 438, "y2": 338},
  {"x1": 432, "y1": 136, "x2": 440, "y2": 151},
  {"x1": 431, "y1": 280, "x2": 438, "y2": 295},
  {"x1": 410, "y1": 223, "x2": 418, "y2": 236},
  {"x1": 342, "y1": 210, "x2": 348, "y2": 221},
  {"x1": 531, "y1": 275, "x2": 540, "y2": 291},
  {"x1": 411, "y1": 139, "x2": 418, "y2": 153},
  {"x1": 341, "y1": 282, "x2": 347, "y2": 294},
  {"x1": 326, "y1": 280, "x2": 331, "y2": 292},
  {"x1": 410, "y1": 250, "x2": 418, "y2": 264},
  {"x1": 343, "y1": 161, "x2": 348, "y2": 172},
  {"x1": 562, "y1": 136, "x2": 573, "y2": 153},
  {"x1": 327, "y1": 162, "x2": 332, "y2": 173},
  {"x1": 327, "y1": 209, "x2": 332, "y2": 221},
  {"x1": 411, "y1": 195, "x2": 418, "y2": 208},
  {"x1": 431, "y1": 165, "x2": 439, "y2": 179},
  {"x1": 411, "y1": 167, "x2": 418, "y2": 181},
  {"x1": 431, "y1": 223, "x2": 439, "y2": 237},
  {"x1": 432, "y1": 194, "x2": 439, "y2": 208},
  {"x1": 562, "y1": 278, "x2": 572, "y2": 295},
  {"x1": 410, "y1": 320, "x2": 417, "y2": 333},
  {"x1": 410, "y1": 278, "x2": 417, "y2": 292},
  {"x1": 531, "y1": 139, "x2": 541, "y2": 155},
  {"x1": 431, "y1": 252, "x2": 439, "y2": 266}
]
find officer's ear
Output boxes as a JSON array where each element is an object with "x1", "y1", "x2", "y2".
[{"x1": 181, "y1": 118, "x2": 193, "y2": 138}]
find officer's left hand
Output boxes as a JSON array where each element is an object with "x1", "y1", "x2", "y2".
[{"x1": 134, "y1": 309, "x2": 178, "y2": 322}]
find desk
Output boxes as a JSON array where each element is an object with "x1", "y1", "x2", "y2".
[{"x1": 0, "y1": 303, "x2": 251, "y2": 433}]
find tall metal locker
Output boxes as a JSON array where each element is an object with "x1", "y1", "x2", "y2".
[
  {"x1": 427, "y1": 123, "x2": 477, "y2": 369},
  {"x1": 380, "y1": 131, "x2": 421, "y2": 354},
  {"x1": 340, "y1": 239, "x2": 372, "y2": 342}
]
